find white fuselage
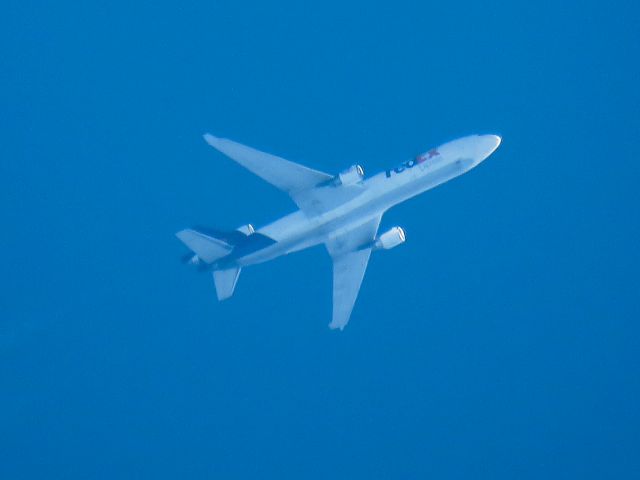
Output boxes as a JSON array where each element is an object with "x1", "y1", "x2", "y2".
[{"x1": 235, "y1": 134, "x2": 501, "y2": 267}]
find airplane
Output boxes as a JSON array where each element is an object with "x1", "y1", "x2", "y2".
[{"x1": 177, "y1": 133, "x2": 501, "y2": 330}]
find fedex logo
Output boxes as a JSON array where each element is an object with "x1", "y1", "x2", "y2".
[{"x1": 385, "y1": 149, "x2": 439, "y2": 178}]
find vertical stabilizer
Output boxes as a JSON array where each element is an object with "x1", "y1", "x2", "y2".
[{"x1": 212, "y1": 267, "x2": 241, "y2": 301}]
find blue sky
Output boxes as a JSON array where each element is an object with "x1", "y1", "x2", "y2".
[{"x1": 1, "y1": 1, "x2": 639, "y2": 478}]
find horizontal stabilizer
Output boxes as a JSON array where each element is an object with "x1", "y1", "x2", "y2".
[
  {"x1": 212, "y1": 267, "x2": 241, "y2": 301},
  {"x1": 176, "y1": 229, "x2": 232, "y2": 263}
]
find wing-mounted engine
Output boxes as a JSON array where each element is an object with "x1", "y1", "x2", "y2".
[
  {"x1": 333, "y1": 165, "x2": 364, "y2": 186},
  {"x1": 374, "y1": 227, "x2": 406, "y2": 250}
]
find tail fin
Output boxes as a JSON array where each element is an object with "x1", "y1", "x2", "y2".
[
  {"x1": 177, "y1": 225, "x2": 253, "y2": 300},
  {"x1": 212, "y1": 267, "x2": 241, "y2": 300},
  {"x1": 176, "y1": 229, "x2": 232, "y2": 263}
]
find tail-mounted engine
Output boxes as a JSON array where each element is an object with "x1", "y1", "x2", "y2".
[
  {"x1": 333, "y1": 165, "x2": 365, "y2": 186},
  {"x1": 374, "y1": 227, "x2": 406, "y2": 250},
  {"x1": 236, "y1": 224, "x2": 255, "y2": 235}
]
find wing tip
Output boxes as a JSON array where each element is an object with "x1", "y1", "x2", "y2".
[
  {"x1": 203, "y1": 133, "x2": 220, "y2": 146},
  {"x1": 175, "y1": 229, "x2": 191, "y2": 241},
  {"x1": 329, "y1": 320, "x2": 347, "y2": 331}
]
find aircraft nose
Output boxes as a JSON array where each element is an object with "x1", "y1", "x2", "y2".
[
  {"x1": 437, "y1": 134, "x2": 502, "y2": 164},
  {"x1": 476, "y1": 134, "x2": 501, "y2": 162}
]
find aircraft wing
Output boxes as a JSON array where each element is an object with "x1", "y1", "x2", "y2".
[
  {"x1": 204, "y1": 133, "x2": 332, "y2": 194},
  {"x1": 204, "y1": 134, "x2": 364, "y2": 216},
  {"x1": 325, "y1": 215, "x2": 382, "y2": 330}
]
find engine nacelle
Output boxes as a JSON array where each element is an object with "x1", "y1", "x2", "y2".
[
  {"x1": 236, "y1": 224, "x2": 255, "y2": 235},
  {"x1": 335, "y1": 165, "x2": 365, "y2": 186},
  {"x1": 374, "y1": 227, "x2": 406, "y2": 250}
]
